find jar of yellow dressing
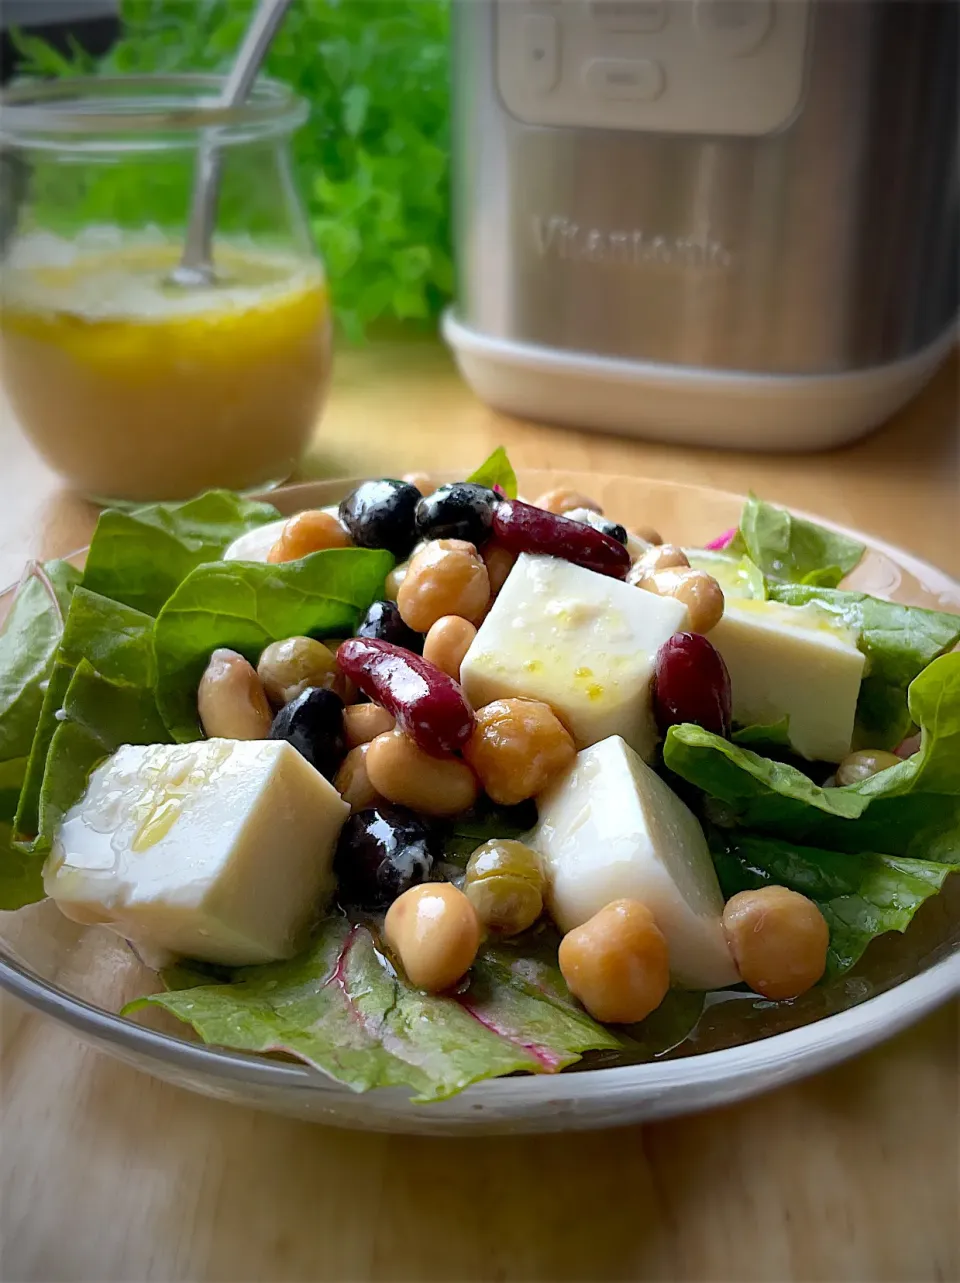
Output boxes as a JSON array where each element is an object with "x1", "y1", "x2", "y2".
[{"x1": 0, "y1": 76, "x2": 331, "y2": 503}]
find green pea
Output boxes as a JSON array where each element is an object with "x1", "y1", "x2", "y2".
[
  {"x1": 464, "y1": 840, "x2": 544, "y2": 935},
  {"x1": 836, "y1": 749, "x2": 901, "y2": 787}
]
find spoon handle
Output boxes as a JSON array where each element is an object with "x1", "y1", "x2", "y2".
[
  {"x1": 177, "y1": 0, "x2": 295, "y2": 283},
  {"x1": 218, "y1": 0, "x2": 296, "y2": 110}
]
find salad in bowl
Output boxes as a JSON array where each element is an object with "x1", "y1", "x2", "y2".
[{"x1": 0, "y1": 449, "x2": 958, "y2": 1110}]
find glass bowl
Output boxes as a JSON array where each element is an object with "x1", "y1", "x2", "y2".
[{"x1": 0, "y1": 472, "x2": 957, "y2": 1135}]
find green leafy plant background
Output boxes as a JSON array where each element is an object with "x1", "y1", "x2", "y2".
[{"x1": 13, "y1": 0, "x2": 454, "y2": 341}]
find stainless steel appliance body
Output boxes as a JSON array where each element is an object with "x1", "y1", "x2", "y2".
[{"x1": 444, "y1": 0, "x2": 959, "y2": 449}]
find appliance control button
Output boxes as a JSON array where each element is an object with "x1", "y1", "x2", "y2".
[
  {"x1": 589, "y1": 0, "x2": 667, "y2": 32},
  {"x1": 521, "y1": 12, "x2": 560, "y2": 94},
  {"x1": 583, "y1": 57, "x2": 665, "y2": 101},
  {"x1": 693, "y1": 0, "x2": 773, "y2": 56}
]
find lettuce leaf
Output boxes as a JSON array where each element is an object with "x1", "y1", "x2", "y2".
[
  {"x1": 466, "y1": 447, "x2": 518, "y2": 499},
  {"x1": 82, "y1": 490, "x2": 280, "y2": 618},
  {"x1": 13, "y1": 589, "x2": 163, "y2": 852},
  {"x1": 727, "y1": 494, "x2": 865, "y2": 588},
  {"x1": 0, "y1": 561, "x2": 81, "y2": 815},
  {"x1": 710, "y1": 832, "x2": 959, "y2": 976},
  {"x1": 731, "y1": 718, "x2": 793, "y2": 751},
  {"x1": 664, "y1": 652, "x2": 960, "y2": 863},
  {"x1": 667, "y1": 653, "x2": 960, "y2": 972},
  {"x1": 125, "y1": 917, "x2": 621, "y2": 1103},
  {"x1": 153, "y1": 549, "x2": 394, "y2": 741},
  {"x1": 767, "y1": 584, "x2": 960, "y2": 749}
]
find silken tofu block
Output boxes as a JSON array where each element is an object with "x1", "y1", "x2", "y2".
[
  {"x1": 709, "y1": 598, "x2": 866, "y2": 762},
  {"x1": 44, "y1": 739, "x2": 349, "y2": 966},
  {"x1": 531, "y1": 736, "x2": 739, "y2": 990},
  {"x1": 459, "y1": 554, "x2": 689, "y2": 760}
]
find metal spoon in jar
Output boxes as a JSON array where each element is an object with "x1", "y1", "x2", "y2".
[{"x1": 168, "y1": 0, "x2": 295, "y2": 289}]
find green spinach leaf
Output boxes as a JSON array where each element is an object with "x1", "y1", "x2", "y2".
[
  {"x1": 13, "y1": 589, "x2": 161, "y2": 850},
  {"x1": 153, "y1": 549, "x2": 394, "y2": 741},
  {"x1": 728, "y1": 495, "x2": 865, "y2": 588},
  {"x1": 466, "y1": 447, "x2": 518, "y2": 499},
  {"x1": 34, "y1": 659, "x2": 172, "y2": 852},
  {"x1": 82, "y1": 490, "x2": 280, "y2": 617},
  {"x1": 0, "y1": 560, "x2": 80, "y2": 813}
]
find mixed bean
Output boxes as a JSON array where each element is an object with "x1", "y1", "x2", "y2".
[{"x1": 192, "y1": 471, "x2": 853, "y2": 1019}]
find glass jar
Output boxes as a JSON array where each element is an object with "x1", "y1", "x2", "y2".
[{"x1": 0, "y1": 75, "x2": 331, "y2": 504}]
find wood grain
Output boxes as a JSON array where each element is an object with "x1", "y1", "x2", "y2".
[{"x1": 0, "y1": 342, "x2": 958, "y2": 1283}]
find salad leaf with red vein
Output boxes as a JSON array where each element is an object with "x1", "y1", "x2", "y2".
[{"x1": 125, "y1": 916, "x2": 621, "y2": 1102}]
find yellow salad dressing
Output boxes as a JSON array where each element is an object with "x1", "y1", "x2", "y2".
[{"x1": 0, "y1": 230, "x2": 332, "y2": 501}]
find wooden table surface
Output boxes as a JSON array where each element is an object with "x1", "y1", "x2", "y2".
[{"x1": 1, "y1": 342, "x2": 957, "y2": 1283}]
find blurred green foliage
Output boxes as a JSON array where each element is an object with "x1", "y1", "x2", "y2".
[{"x1": 12, "y1": 0, "x2": 454, "y2": 340}]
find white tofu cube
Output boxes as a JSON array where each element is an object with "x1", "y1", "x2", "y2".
[
  {"x1": 709, "y1": 599, "x2": 866, "y2": 762},
  {"x1": 460, "y1": 554, "x2": 689, "y2": 760},
  {"x1": 531, "y1": 736, "x2": 739, "y2": 990},
  {"x1": 44, "y1": 739, "x2": 349, "y2": 966}
]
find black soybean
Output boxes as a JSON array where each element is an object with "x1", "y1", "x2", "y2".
[
  {"x1": 355, "y1": 600, "x2": 423, "y2": 653},
  {"x1": 415, "y1": 482, "x2": 500, "y2": 546},
  {"x1": 268, "y1": 687, "x2": 345, "y2": 780},
  {"x1": 334, "y1": 805, "x2": 438, "y2": 909},
  {"x1": 339, "y1": 479, "x2": 420, "y2": 558}
]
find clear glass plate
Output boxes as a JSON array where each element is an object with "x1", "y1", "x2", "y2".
[{"x1": 1, "y1": 471, "x2": 957, "y2": 1135}]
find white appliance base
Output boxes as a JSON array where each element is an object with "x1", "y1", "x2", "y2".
[{"x1": 442, "y1": 312, "x2": 957, "y2": 452}]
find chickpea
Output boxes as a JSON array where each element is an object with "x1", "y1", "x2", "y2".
[
  {"x1": 558, "y1": 900, "x2": 670, "y2": 1024},
  {"x1": 463, "y1": 698, "x2": 575, "y2": 805},
  {"x1": 343, "y1": 702, "x2": 396, "y2": 749},
  {"x1": 481, "y1": 540, "x2": 517, "y2": 597},
  {"x1": 365, "y1": 728, "x2": 479, "y2": 817},
  {"x1": 384, "y1": 883, "x2": 481, "y2": 993},
  {"x1": 422, "y1": 615, "x2": 477, "y2": 682},
  {"x1": 722, "y1": 886, "x2": 829, "y2": 1000},
  {"x1": 266, "y1": 510, "x2": 352, "y2": 563},
  {"x1": 628, "y1": 525, "x2": 663, "y2": 546},
  {"x1": 396, "y1": 539, "x2": 490, "y2": 632},
  {"x1": 535, "y1": 487, "x2": 603, "y2": 516},
  {"x1": 402, "y1": 471, "x2": 436, "y2": 497},
  {"x1": 836, "y1": 749, "x2": 902, "y2": 787},
  {"x1": 257, "y1": 636, "x2": 343, "y2": 706},
  {"x1": 197, "y1": 648, "x2": 273, "y2": 740},
  {"x1": 627, "y1": 544, "x2": 690, "y2": 586},
  {"x1": 334, "y1": 744, "x2": 383, "y2": 811},
  {"x1": 464, "y1": 840, "x2": 544, "y2": 935},
  {"x1": 639, "y1": 567, "x2": 724, "y2": 634}
]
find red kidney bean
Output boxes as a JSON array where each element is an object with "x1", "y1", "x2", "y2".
[
  {"x1": 492, "y1": 499, "x2": 631, "y2": 579},
  {"x1": 337, "y1": 638, "x2": 475, "y2": 756},
  {"x1": 653, "y1": 632, "x2": 732, "y2": 738}
]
